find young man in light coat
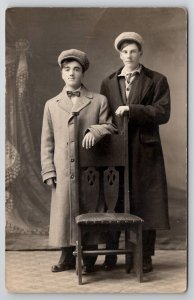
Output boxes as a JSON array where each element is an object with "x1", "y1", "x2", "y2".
[
  {"x1": 100, "y1": 32, "x2": 170, "y2": 273},
  {"x1": 41, "y1": 49, "x2": 117, "y2": 273}
]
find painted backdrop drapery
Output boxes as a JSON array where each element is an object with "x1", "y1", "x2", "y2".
[{"x1": 6, "y1": 39, "x2": 50, "y2": 246}]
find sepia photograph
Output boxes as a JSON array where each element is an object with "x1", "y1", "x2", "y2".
[{"x1": 5, "y1": 7, "x2": 187, "y2": 293}]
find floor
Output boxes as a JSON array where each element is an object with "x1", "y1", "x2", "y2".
[{"x1": 5, "y1": 250, "x2": 187, "y2": 293}]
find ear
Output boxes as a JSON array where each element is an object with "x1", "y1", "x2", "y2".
[
  {"x1": 140, "y1": 50, "x2": 143, "y2": 56},
  {"x1": 61, "y1": 68, "x2": 65, "y2": 81}
]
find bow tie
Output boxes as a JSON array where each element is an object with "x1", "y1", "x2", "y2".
[{"x1": 67, "y1": 91, "x2": 80, "y2": 97}]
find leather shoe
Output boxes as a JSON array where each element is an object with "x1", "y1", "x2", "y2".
[
  {"x1": 82, "y1": 265, "x2": 95, "y2": 274},
  {"x1": 102, "y1": 261, "x2": 116, "y2": 271},
  {"x1": 143, "y1": 256, "x2": 153, "y2": 273},
  {"x1": 51, "y1": 263, "x2": 75, "y2": 272},
  {"x1": 102, "y1": 255, "x2": 117, "y2": 271}
]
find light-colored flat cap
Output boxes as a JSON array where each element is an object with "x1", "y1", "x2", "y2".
[
  {"x1": 114, "y1": 32, "x2": 144, "y2": 52},
  {"x1": 58, "y1": 49, "x2": 89, "y2": 71}
]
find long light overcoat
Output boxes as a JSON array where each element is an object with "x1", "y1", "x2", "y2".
[
  {"x1": 41, "y1": 86, "x2": 116, "y2": 247},
  {"x1": 100, "y1": 65, "x2": 171, "y2": 230}
]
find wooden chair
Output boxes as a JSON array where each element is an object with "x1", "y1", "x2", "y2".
[{"x1": 73, "y1": 112, "x2": 144, "y2": 284}]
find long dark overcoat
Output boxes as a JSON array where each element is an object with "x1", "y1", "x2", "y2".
[
  {"x1": 100, "y1": 65, "x2": 171, "y2": 230},
  {"x1": 41, "y1": 86, "x2": 116, "y2": 247}
]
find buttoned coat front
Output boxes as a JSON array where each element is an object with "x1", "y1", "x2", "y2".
[
  {"x1": 41, "y1": 86, "x2": 116, "y2": 247},
  {"x1": 100, "y1": 65, "x2": 171, "y2": 230}
]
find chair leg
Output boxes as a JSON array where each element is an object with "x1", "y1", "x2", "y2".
[
  {"x1": 77, "y1": 225, "x2": 82, "y2": 285},
  {"x1": 125, "y1": 230, "x2": 132, "y2": 273},
  {"x1": 75, "y1": 241, "x2": 78, "y2": 275},
  {"x1": 136, "y1": 224, "x2": 143, "y2": 282}
]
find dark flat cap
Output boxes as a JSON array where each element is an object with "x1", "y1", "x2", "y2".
[
  {"x1": 114, "y1": 32, "x2": 144, "y2": 52},
  {"x1": 58, "y1": 49, "x2": 90, "y2": 71}
]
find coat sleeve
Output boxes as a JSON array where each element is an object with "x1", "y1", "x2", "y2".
[
  {"x1": 86, "y1": 95, "x2": 117, "y2": 143},
  {"x1": 41, "y1": 102, "x2": 56, "y2": 183},
  {"x1": 100, "y1": 79, "x2": 108, "y2": 98},
  {"x1": 129, "y1": 76, "x2": 171, "y2": 126}
]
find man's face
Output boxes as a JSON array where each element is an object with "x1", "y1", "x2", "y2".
[
  {"x1": 120, "y1": 43, "x2": 142, "y2": 70},
  {"x1": 61, "y1": 60, "x2": 83, "y2": 89}
]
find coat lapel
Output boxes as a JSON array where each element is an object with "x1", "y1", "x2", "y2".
[
  {"x1": 109, "y1": 65, "x2": 153, "y2": 106},
  {"x1": 57, "y1": 87, "x2": 73, "y2": 113},
  {"x1": 68, "y1": 86, "x2": 92, "y2": 122},
  {"x1": 129, "y1": 66, "x2": 153, "y2": 104},
  {"x1": 71, "y1": 86, "x2": 92, "y2": 113},
  {"x1": 108, "y1": 69, "x2": 126, "y2": 130},
  {"x1": 57, "y1": 86, "x2": 92, "y2": 118},
  {"x1": 109, "y1": 68, "x2": 125, "y2": 108}
]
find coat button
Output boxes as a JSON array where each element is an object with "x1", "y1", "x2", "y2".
[
  {"x1": 71, "y1": 158, "x2": 75, "y2": 162},
  {"x1": 70, "y1": 175, "x2": 74, "y2": 179}
]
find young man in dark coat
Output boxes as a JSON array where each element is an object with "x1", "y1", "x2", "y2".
[
  {"x1": 41, "y1": 49, "x2": 117, "y2": 274},
  {"x1": 100, "y1": 32, "x2": 170, "y2": 273}
]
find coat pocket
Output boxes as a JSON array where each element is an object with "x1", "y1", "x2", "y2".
[{"x1": 140, "y1": 127, "x2": 160, "y2": 144}]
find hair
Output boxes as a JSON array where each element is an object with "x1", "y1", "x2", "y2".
[
  {"x1": 119, "y1": 40, "x2": 142, "y2": 52},
  {"x1": 61, "y1": 58, "x2": 84, "y2": 72}
]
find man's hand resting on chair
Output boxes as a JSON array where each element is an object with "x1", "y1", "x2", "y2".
[{"x1": 82, "y1": 132, "x2": 95, "y2": 149}]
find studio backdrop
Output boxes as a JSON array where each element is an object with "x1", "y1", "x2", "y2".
[{"x1": 5, "y1": 7, "x2": 187, "y2": 250}]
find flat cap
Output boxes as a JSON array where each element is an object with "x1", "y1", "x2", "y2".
[
  {"x1": 58, "y1": 49, "x2": 90, "y2": 71},
  {"x1": 114, "y1": 32, "x2": 144, "y2": 52}
]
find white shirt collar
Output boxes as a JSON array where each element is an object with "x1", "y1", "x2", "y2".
[{"x1": 118, "y1": 64, "x2": 142, "y2": 77}]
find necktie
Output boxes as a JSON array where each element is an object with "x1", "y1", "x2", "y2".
[
  {"x1": 125, "y1": 71, "x2": 139, "y2": 84},
  {"x1": 125, "y1": 71, "x2": 139, "y2": 98},
  {"x1": 67, "y1": 91, "x2": 80, "y2": 97}
]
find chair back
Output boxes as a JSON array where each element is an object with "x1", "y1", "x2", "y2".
[{"x1": 72, "y1": 113, "x2": 130, "y2": 214}]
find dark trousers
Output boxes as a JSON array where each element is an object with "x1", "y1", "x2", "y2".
[
  {"x1": 107, "y1": 174, "x2": 157, "y2": 263},
  {"x1": 142, "y1": 229, "x2": 156, "y2": 257},
  {"x1": 105, "y1": 230, "x2": 156, "y2": 264},
  {"x1": 58, "y1": 245, "x2": 97, "y2": 267}
]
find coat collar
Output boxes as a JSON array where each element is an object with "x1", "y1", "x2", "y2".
[
  {"x1": 127, "y1": 65, "x2": 153, "y2": 104},
  {"x1": 109, "y1": 65, "x2": 153, "y2": 105},
  {"x1": 56, "y1": 85, "x2": 92, "y2": 115}
]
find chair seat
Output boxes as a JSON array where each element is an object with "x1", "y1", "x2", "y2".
[{"x1": 76, "y1": 212, "x2": 144, "y2": 225}]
